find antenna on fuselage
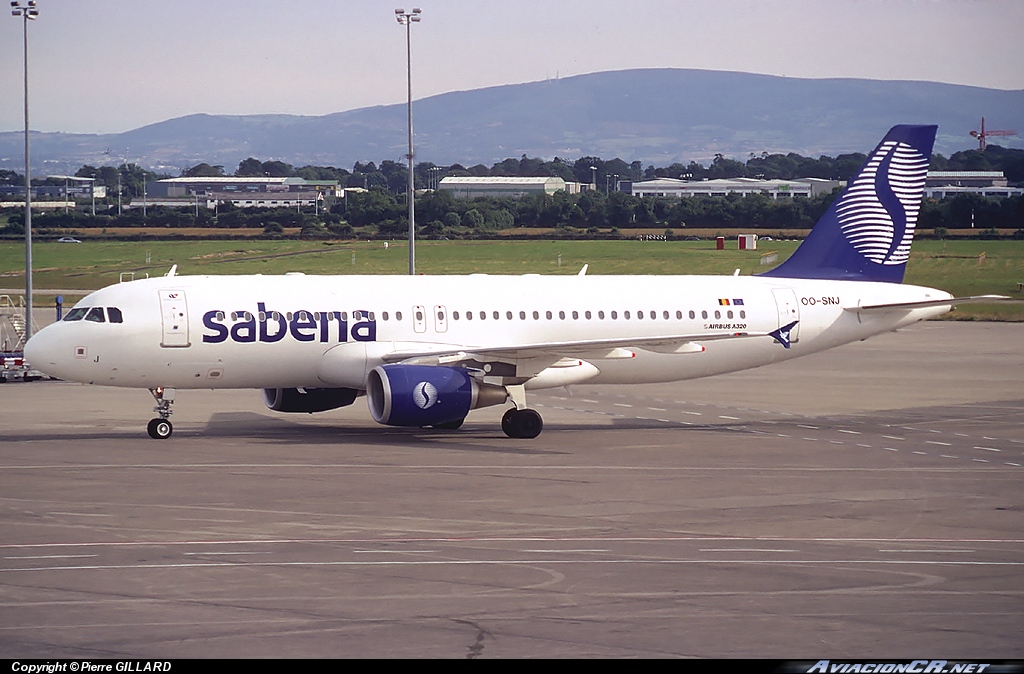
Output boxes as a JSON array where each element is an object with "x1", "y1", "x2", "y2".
[
  {"x1": 578, "y1": 264, "x2": 589, "y2": 276},
  {"x1": 165, "y1": 265, "x2": 178, "y2": 278}
]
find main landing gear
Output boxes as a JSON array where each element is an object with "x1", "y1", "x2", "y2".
[
  {"x1": 501, "y1": 408, "x2": 543, "y2": 439},
  {"x1": 501, "y1": 383, "x2": 543, "y2": 439},
  {"x1": 147, "y1": 387, "x2": 175, "y2": 439}
]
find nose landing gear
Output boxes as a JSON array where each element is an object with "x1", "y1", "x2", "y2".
[{"x1": 147, "y1": 387, "x2": 175, "y2": 439}]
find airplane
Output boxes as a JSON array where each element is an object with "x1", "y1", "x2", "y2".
[{"x1": 23, "y1": 125, "x2": 1004, "y2": 440}]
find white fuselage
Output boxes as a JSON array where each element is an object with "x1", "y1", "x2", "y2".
[{"x1": 26, "y1": 273, "x2": 953, "y2": 391}]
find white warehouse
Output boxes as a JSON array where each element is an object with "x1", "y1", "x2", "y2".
[
  {"x1": 630, "y1": 177, "x2": 843, "y2": 199},
  {"x1": 438, "y1": 176, "x2": 568, "y2": 198}
]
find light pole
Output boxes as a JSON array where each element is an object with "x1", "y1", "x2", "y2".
[
  {"x1": 117, "y1": 148, "x2": 128, "y2": 216},
  {"x1": 12, "y1": 0, "x2": 39, "y2": 342},
  {"x1": 428, "y1": 166, "x2": 442, "y2": 191},
  {"x1": 396, "y1": 7, "x2": 421, "y2": 275}
]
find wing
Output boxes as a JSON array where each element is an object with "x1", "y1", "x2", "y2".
[{"x1": 380, "y1": 329, "x2": 775, "y2": 378}]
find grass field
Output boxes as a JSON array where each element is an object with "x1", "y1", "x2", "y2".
[{"x1": 1, "y1": 238, "x2": 1021, "y2": 320}]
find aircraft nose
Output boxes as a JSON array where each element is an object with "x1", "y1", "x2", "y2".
[{"x1": 24, "y1": 324, "x2": 67, "y2": 376}]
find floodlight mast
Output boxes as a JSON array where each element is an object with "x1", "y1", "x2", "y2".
[
  {"x1": 396, "y1": 8, "x2": 421, "y2": 275},
  {"x1": 11, "y1": 0, "x2": 39, "y2": 342}
]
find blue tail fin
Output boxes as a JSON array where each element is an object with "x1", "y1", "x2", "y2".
[{"x1": 761, "y1": 125, "x2": 936, "y2": 283}]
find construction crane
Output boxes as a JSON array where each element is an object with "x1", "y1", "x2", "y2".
[{"x1": 969, "y1": 117, "x2": 1017, "y2": 152}]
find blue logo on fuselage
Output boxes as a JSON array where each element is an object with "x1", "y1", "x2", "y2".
[{"x1": 202, "y1": 302, "x2": 377, "y2": 344}]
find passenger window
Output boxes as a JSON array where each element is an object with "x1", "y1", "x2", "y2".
[
  {"x1": 714, "y1": 311, "x2": 721, "y2": 319},
  {"x1": 63, "y1": 308, "x2": 87, "y2": 321},
  {"x1": 611, "y1": 311, "x2": 617, "y2": 319},
  {"x1": 107, "y1": 307, "x2": 123, "y2": 323},
  {"x1": 506, "y1": 311, "x2": 513, "y2": 320},
  {"x1": 701, "y1": 310, "x2": 708, "y2": 319},
  {"x1": 558, "y1": 311, "x2": 565, "y2": 320},
  {"x1": 85, "y1": 307, "x2": 106, "y2": 323},
  {"x1": 453, "y1": 311, "x2": 460, "y2": 320},
  {"x1": 572, "y1": 311, "x2": 579, "y2": 320},
  {"x1": 585, "y1": 311, "x2": 591, "y2": 319},
  {"x1": 624, "y1": 311, "x2": 631, "y2": 319},
  {"x1": 533, "y1": 311, "x2": 539, "y2": 320},
  {"x1": 382, "y1": 312, "x2": 389, "y2": 321},
  {"x1": 520, "y1": 311, "x2": 526, "y2": 320},
  {"x1": 651, "y1": 311, "x2": 657, "y2": 319},
  {"x1": 396, "y1": 311, "x2": 403, "y2": 321},
  {"x1": 727, "y1": 310, "x2": 734, "y2": 319},
  {"x1": 493, "y1": 311, "x2": 500, "y2": 320},
  {"x1": 740, "y1": 310, "x2": 746, "y2": 319},
  {"x1": 598, "y1": 311, "x2": 605, "y2": 319},
  {"x1": 689, "y1": 310, "x2": 696, "y2": 319},
  {"x1": 480, "y1": 311, "x2": 486, "y2": 320},
  {"x1": 545, "y1": 311, "x2": 552, "y2": 320}
]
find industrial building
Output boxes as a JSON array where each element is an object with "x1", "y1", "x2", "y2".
[
  {"x1": 923, "y1": 171, "x2": 1023, "y2": 199},
  {"x1": 144, "y1": 176, "x2": 340, "y2": 209},
  {"x1": 629, "y1": 177, "x2": 843, "y2": 199},
  {"x1": 0, "y1": 177, "x2": 104, "y2": 201},
  {"x1": 438, "y1": 176, "x2": 570, "y2": 198}
]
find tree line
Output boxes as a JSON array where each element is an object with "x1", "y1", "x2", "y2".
[
  {"x1": 2, "y1": 144, "x2": 1021, "y2": 197},
  {"x1": 5, "y1": 184, "x2": 1022, "y2": 241},
  {"x1": 2, "y1": 146, "x2": 1022, "y2": 238}
]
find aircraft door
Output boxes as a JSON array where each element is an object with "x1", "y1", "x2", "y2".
[
  {"x1": 433, "y1": 305, "x2": 448, "y2": 333},
  {"x1": 772, "y1": 288, "x2": 800, "y2": 343},
  {"x1": 159, "y1": 289, "x2": 191, "y2": 348},
  {"x1": 412, "y1": 305, "x2": 426, "y2": 333}
]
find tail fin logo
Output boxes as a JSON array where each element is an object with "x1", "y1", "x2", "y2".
[{"x1": 837, "y1": 140, "x2": 928, "y2": 266}]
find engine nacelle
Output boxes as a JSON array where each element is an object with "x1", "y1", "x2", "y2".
[
  {"x1": 367, "y1": 364, "x2": 507, "y2": 427},
  {"x1": 262, "y1": 387, "x2": 359, "y2": 413}
]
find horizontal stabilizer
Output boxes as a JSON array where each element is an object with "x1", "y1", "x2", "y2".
[{"x1": 846, "y1": 295, "x2": 1012, "y2": 312}]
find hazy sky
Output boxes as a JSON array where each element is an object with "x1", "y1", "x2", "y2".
[{"x1": 2, "y1": 0, "x2": 1022, "y2": 135}]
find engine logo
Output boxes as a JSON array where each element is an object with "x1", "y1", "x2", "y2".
[{"x1": 412, "y1": 381, "x2": 438, "y2": 409}]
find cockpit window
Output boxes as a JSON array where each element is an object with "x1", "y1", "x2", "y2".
[
  {"x1": 63, "y1": 308, "x2": 87, "y2": 321},
  {"x1": 84, "y1": 307, "x2": 106, "y2": 323},
  {"x1": 107, "y1": 307, "x2": 123, "y2": 323}
]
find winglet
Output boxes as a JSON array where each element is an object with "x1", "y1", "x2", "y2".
[{"x1": 769, "y1": 320, "x2": 799, "y2": 349}]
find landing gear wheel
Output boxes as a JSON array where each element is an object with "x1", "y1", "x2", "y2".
[
  {"x1": 433, "y1": 417, "x2": 465, "y2": 430},
  {"x1": 501, "y1": 408, "x2": 543, "y2": 439},
  {"x1": 147, "y1": 418, "x2": 173, "y2": 439},
  {"x1": 501, "y1": 408, "x2": 516, "y2": 437}
]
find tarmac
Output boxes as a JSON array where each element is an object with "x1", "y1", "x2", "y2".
[{"x1": 0, "y1": 321, "x2": 1022, "y2": 658}]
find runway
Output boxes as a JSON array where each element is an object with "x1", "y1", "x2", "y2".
[{"x1": 1, "y1": 321, "x2": 1022, "y2": 658}]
